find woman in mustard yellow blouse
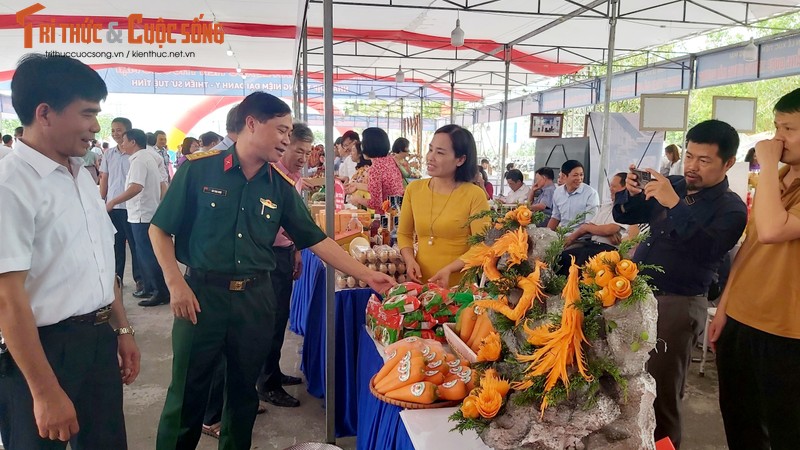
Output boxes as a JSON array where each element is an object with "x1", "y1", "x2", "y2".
[{"x1": 398, "y1": 125, "x2": 490, "y2": 288}]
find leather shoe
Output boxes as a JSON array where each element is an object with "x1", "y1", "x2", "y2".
[
  {"x1": 259, "y1": 387, "x2": 300, "y2": 408},
  {"x1": 133, "y1": 289, "x2": 152, "y2": 298},
  {"x1": 281, "y1": 375, "x2": 303, "y2": 386},
  {"x1": 138, "y1": 295, "x2": 170, "y2": 307}
]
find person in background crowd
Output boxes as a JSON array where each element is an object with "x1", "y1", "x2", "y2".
[
  {"x1": 481, "y1": 157, "x2": 493, "y2": 176},
  {"x1": 199, "y1": 131, "x2": 222, "y2": 152},
  {"x1": 614, "y1": 119, "x2": 747, "y2": 449},
  {"x1": 82, "y1": 139, "x2": 100, "y2": 183},
  {"x1": 744, "y1": 147, "x2": 759, "y2": 172},
  {"x1": 398, "y1": 124, "x2": 491, "y2": 288},
  {"x1": 212, "y1": 105, "x2": 240, "y2": 152},
  {"x1": 710, "y1": 88, "x2": 800, "y2": 450},
  {"x1": 153, "y1": 130, "x2": 172, "y2": 182},
  {"x1": 528, "y1": 167, "x2": 556, "y2": 226},
  {"x1": 557, "y1": 170, "x2": 567, "y2": 186},
  {"x1": 150, "y1": 92, "x2": 394, "y2": 449},
  {"x1": 332, "y1": 136, "x2": 345, "y2": 173},
  {"x1": 392, "y1": 137, "x2": 413, "y2": 185},
  {"x1": 0, "y1": 136, "x2": 12, "y2": 159},
  {"x1": 107, "y1": 128, "x2": 170, "y2": 307},
  {"x1": 256, "y1": 122, "x2": 315, "y2": 409},
  {"x1": 100, "y1": 116, "x2": 144, "y2": 295},
  {"x1": 2, "y1": 135, "x2": 12, "y2": 148},
  {"x1": 496, "y1": 168, "x2": 530, "y2": 204},
  {"x1": 102, "y1": 141, "x2": 109, "y2": 153},
  {"x1": 338, "y1": 130, "x2": 360, "y2": 182},
  {"x1": 176, "y1": 137, "x2": 199, "y2": 169},
  {"x1": 559, "y1": 172, "x2": 632, "y2": 270},
  {"x1": 13, "y1": 126, "x2": 23, "y2": 142},
  {"x1": 547, "y1": 160, "x2": 599, "y2": 232},
  {"x1": 0, "y1": 52, "x2": 139, "y2": 450},
  {"x1": 347, "y1": 128, "x2": 404, "y2": 214},
  {"x1": 661, "y1": 144, "x2": 683, "y2": 177},
  {"x1": 473, "y1": 166, "x2": 492, "y2": 200}
]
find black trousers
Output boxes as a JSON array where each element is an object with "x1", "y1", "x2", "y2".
[
  {"x1": 109, "y1": 209, "x2": 142, "y2": 284},
  {"x1": 557, "y1": 241, "x2": 616, "y2": 275},
  {"x1": 647, "y1": 294, "x2": 707, "y2": 450},
  {"x1": 0, "y1": 321, "x2": 126, "y2": 449},
  {"x1": 257, "y1": 247, "x2": 296, "y2": 391},
  {"x1": 717, "y1": 317, "x2": 800, "y2": 450}
]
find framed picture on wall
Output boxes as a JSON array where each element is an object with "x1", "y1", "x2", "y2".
[{"x1": 529, "y1": 113, "x2": 564, "y2": 138}]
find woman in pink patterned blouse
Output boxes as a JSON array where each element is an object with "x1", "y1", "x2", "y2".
[{"x1": 347, "y1": 127, "x2": 405, "y2": 213}]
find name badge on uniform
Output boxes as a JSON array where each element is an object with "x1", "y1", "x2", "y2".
[
  {"x1": 203, "y1": 186, "x2": 228, "y2": 196},
  {"x1": 260, "y1": 198, "x2": 277, "y2": 216}
]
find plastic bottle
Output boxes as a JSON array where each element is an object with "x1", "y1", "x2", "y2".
[
  {"x1": 347, "y1": 214, "x2": 362, "y2": 232},
  {"x1": 370, "y1": 214, "x2": 381, "y2": 245}
]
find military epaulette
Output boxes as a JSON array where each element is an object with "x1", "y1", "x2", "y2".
[
  {"x1": 270, "y1": 163, "x2": 296, "y2": 186},
  {"x1": 185, "y1": 149, "x2": 222, "y2": 161}
]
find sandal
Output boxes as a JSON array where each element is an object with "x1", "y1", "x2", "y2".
[{"x1": 202, "y1": 423, "x2": 221, "y2": 439}]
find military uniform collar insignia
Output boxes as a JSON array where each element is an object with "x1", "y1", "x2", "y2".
[{"x1": 224, "y1": 154, "x2": 234, "y2": 172}]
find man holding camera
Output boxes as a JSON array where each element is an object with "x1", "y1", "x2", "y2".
[{"x1": 612, "y1": 120, "x2": 747, "y2": 449}]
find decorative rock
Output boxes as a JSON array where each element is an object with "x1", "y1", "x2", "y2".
[
  {"x1": 526, "y1": 225, "x2": 559, "y2": 262},
  {"x1": 603, "y1": 292, "x2": 658, "y2": 376}
]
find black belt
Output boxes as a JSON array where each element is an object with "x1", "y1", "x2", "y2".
[
  {"x1": 185, "y1": 267, "x2": 269, "y2": 292},
  {"x1": 65, "y1": 305, "x2": 112, "y2": 325}
]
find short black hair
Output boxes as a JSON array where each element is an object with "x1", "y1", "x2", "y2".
[
  {"x1": 2, "y1": 135, "x2": 11, "y2": 144},
  {"x1": 535, "y1": 167, "x2": 554, "y2": 180},
  {"x1": 14, "y1": 126, "x2": 23, "y2": 136},
  {"x1": 392, "y1": 137, "x2": 410, "y2": 154},
  {"x1": 154, "y1": 130, "x2": 166, "y2": 138},
  {"x1": 146, "y1": 132, "x2": 156, "y2": 146},
  {"x1": 199, "y1": 131, "x2": 222, "y2": 147},
  {"x1": 362, "y1": 127, "x2": 391, "y2": 158},
  {"x1": 505, "y1": 168, "x2": 524, "y2": 182},
  {"x1": 342, "y1": 130, "x2": 360, "y2": 142},
  {"x1": 613, "y1": 172, "x2": 627, "y2": 184},
  {"x1": 236, "y1": 92, "x2": 291, "y2": 127},
  {"x1": 355, "y1": 142, "x2": 371, "y2": 169},
  {"x1": 112, "y1": 117, "x2": 132, "y2": 131},
  {"x1": 226, "y1": 104, "x2": 241, "y2": 133},
  {"x1": 11, "y1": 54, "x2": 108, "y2": 126},
  {"x1": 561, "y1": 160, "x2": 584, "y2": 175},
  {"x1": 686, "y1": 119, "x2": 739, "y2": 162},
  {"x1": 123, "y1": 128, "x2": 147, "y2": 149},
  {"x1": 102, "y1": 142, "x2": 109, "y2": 148},
  {"x1": 477, "y1": 166, "x2": 489, "y2": 184},
  {"x1": 334, "y1": 136, "x2": 343, "y2": 146},
  {"x1": 506, "y1": 162, "x2": 515, "y2": 171},
  {"x1": 434, "y1": 124, "x2": 478, "y2": 183},
  {"x1": 775, "y1": 87, "x2": 800, "y2": 114},
  {"x1": 481, "y1": 158, "x2": 490, "y2": 165}
]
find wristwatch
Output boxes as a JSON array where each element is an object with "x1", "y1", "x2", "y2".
[{"x1": 115, "y1": 326, "x2": 135, "y2": 337}]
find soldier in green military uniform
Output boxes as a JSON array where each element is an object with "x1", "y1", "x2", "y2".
[{"x1": 149, "y1": 92, "x2": 395, "y2": 450}]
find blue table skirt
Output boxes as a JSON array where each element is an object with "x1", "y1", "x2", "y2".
[
  {"x1": 289, "y1": 248, "x2": 325, "y2": 336},
  {"x1": 356, "y1": 326, "x2": 414, "y2": 450}
]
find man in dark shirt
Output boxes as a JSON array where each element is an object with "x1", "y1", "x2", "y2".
[{"x1": 613, "y1": 119, "x2": 747, "y2": 449}]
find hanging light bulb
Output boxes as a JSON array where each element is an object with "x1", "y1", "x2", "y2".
[
  {"x1": 241, "y1": 73, "x2": 247, "y2": 80},
  {"x1": 236, "y1": 65, "x2": 242, "y2": 73},
  {"x1": 395, "y1": 66, "x2": 405, "y2": 83},
  {"x1": 451, "y1": 18, "x2": 465, "y2": 47},
  {"x1": 226, "y1": 47, "x2": 234, "y2": 57},
  {"x1": 743, "y1": 38, "x2": 758, "y2": 62},
  {"x1": 369, "y1": 89, "x2": 376, "y2": 99}
]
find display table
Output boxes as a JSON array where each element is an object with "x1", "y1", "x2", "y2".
[{"x1": 292, "y1": 250, "x2": 377, "y2": 437}]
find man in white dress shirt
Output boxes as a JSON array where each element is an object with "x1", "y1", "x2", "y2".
[
  {"x1": 211, "y1": 105, "x2": 239, "y2": 151},
  {"x1": 496, "y1": 168, "x2": 531, "y2": 204},
  {"x1": 0, "y1": 53, "x2": 139, "y2": 449},
  {"x1": 99, "y1": 116, "x2": 144, "y2": 295},
  {"x1": 106, "y1": 128, "x2": 170, "y2": 307}
]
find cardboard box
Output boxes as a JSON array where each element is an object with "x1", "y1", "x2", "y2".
[{"x1": 338, "y1": 211, "x2": 372, "y2": 233}]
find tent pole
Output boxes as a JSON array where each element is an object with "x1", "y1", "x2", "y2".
[
  {"x1": 322, "y1": 0, "x2": 336, "y2": 444},
  {"x1": 498, "y1": 45, "x2": 511, "y2": 197},
  {"x1": 450, "y1": 70, "x2": 455, "y2": 123},
  {"x1": 419, "y1": 87, "x2": 424, "y2": 156},
  {"x1": 598, "y1": 0, "x2": 619, "y2": 200},
  {"x1": 302, "y1": 16, "x2": 309, "y2": 122}
]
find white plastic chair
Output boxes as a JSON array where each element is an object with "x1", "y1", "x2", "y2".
[{"x1": 699, "y1": 307, "x2": 718, "y2": 376}]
